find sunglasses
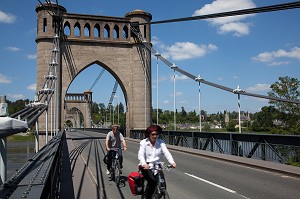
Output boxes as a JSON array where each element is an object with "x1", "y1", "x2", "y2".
[{"x1": 150, "y1": 133, "x2": 159, "y2": 136}]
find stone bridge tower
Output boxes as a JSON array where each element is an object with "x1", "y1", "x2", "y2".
[
  {"x1": 64, "y1": 91, "x2": 92, "y2": 128},
  {"x1": 36, "y1": 3, "x2": 152, "y2": 136}
]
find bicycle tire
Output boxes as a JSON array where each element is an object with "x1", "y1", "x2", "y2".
[
  {"x1": 114, "y1": 160, "x2": 120, "y2": 185},
  {"x1": 161, "y1": 190, "x2": 170, "y2": 199},
  {"x1": 110, "y1": 159, "x2": 115, "y2": 181},
  {"x1": 152, "y1": 188, "x2": 170, "y2": 199}
]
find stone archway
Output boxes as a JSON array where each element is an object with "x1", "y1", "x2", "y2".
[
  {"x1": 36, "y1": 3, "x2": 152, "y2": 136},
  {"x1": 64, "y1": 91, "x2": 92, "y2": 128}
]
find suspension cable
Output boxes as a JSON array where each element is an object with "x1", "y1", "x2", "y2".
[
  {"x1": 89, "y1": 68, "x2": 105, "y2": 91},
  {"x1": 37, "y1": 0, "x2": 53, "y2": 16},
  {"x1": 137, "y1": 1, "x2": 300, "y2": 25},
  {"x1": 130, "y1": 26, "x2": 300, "y2": 105}
]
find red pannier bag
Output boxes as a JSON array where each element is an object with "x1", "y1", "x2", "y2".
[{"x1": 128, "y1": 171, "x2": 144, "y2": 195}]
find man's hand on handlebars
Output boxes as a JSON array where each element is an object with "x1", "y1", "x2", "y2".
[
  {"x1": 143, "y1": 163, "x2": 150, "y2": 170},
  {"x1": 171, "y1": 162, "x2": 176, "y2": 168}
]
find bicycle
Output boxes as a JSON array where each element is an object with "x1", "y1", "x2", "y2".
[
  {"x1": 140, "y1": 163, "x2": 173, "y2": 199},
  {"x1": 109, "y1": 148, "x2": 123, "y2": 186}
]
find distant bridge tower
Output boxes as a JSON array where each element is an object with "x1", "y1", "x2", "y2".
[
  {"x1": 35, "y1": 3, "x2": 152, "y2": 135},
  {"x1": 64, "y1": 91, "x2": 92, "y2": 128}
]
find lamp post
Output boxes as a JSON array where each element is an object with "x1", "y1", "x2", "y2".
[
  {"x1": 233, "y1": 85, "x2": 245, "y2": 133},
  {"x1": 155, "y1": 52, "x2": 161, "y2": 125},
  {"x1": 171, "y1": 64, "x2": 178, "y2": 131},
  {"x1": 195, "y1": 75, "x2": 203, "y2": 132}
]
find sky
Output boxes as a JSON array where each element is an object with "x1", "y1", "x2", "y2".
[{"x1": 0, "y1": 0, "x2": 299, "y2": 114}]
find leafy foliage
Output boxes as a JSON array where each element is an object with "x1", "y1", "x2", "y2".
[
  {"x1": 6, "y1": 99, "x2": 30, "y2": 116},
  {"x1": 268, "y1": 76, "x2": 300, "y2": 131}
]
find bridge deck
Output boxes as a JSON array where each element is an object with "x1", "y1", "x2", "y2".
[{"x1": 60, "y1": 130, "x2": 300, "y2": 199}]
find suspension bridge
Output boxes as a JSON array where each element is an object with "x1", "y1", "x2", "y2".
[{"x1": 0, "y1": 1, "x2": 300, "y2": 198}]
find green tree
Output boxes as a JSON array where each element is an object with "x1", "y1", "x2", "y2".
[
  {"x1": 226, "y1": 120, "x2": 236, "y2": 132},
  {"x1": 252, "y1": 106, "x2": 278, "y2": 131},
  {"x1": 7, "y1": 99, "x2": 30, "y2": 115},
  {"x1": 268, "y1": 76, "x2": 300, "y2": 128}
]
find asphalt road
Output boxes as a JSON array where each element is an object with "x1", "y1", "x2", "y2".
[{"x1": 68, "y1": 130, "x2": 300, "y2": 199}]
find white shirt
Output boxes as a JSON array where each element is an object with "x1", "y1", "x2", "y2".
[{"x1": 138, "y1": 138, "x2": 175, "y2": 166}]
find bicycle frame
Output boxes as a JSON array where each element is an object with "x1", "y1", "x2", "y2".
[
  {"x1": 141, "y1": 163, "x2": 172, "y2": 199},
  {"x1": 109, "y1": 148, "x2": 123, "y2": 186}
]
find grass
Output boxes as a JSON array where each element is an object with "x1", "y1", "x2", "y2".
[{"x1": 7, "y1": 133, "x2": 35, "y2": 142}]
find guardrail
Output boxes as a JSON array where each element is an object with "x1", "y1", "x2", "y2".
[
  {"x1": 0, "y1": 131, "x2": 64, "y2": 198},
  {"x1": 130, "y1": 130, "x2": 300, "y2": 164}
]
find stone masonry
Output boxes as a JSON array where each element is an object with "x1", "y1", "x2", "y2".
[{"x1": 36, "y1": 3, "x2": 152, "y2": 136}]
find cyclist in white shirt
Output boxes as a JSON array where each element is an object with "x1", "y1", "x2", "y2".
[{"x1": 138, "y1": 125, "x2": 176, "y2": 198}]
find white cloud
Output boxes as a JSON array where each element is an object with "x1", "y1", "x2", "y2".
[
  {"x1": 175, "y1": 74, "x2": 189, "y2": 81},
  {"x1": 252, "y1": 47, "x2": 300, "y2": 65},
  {"x1": 218, "y1": 22, "x2": 250, "y2": 36},
  {"x1": 27, "y1": 54, "x2": 37, "y2": 60},
  {"x1": 7, "y1": 93, "x2": 25, "y2": 100},
  {"x1": 27, "y1": 84, "x2": 36, "y2": 91},
  {"x1": 5, "y1": 47, "x2": 21, "y2": 51},
  {"x1": 0, "y1": 10, "x2": 16, "y2": 23},
  {"x1": 193, "y1": 0, "x2": 256, "y2": 36},
  {"x1": 163, "y1": 42, "x2": 218, "y2": 61},
  {"x1": 268, "y1": 61, "x2": 290, "y2": 66},
  {"x1": 0, "y1": 74, "x2": 12, "y2": 83},
  {"x1": 163, "y1": 100, "x2": 169, "y2": 104},
  {"x1": 168, "y1": 74, "x2": 189, "y2": 82},
  {"x1": 171, "y1": 91, "x2": 183, "y2": 97},
  {"x1": 245, "y1": 83, "x2": 271, "y2": 92}
]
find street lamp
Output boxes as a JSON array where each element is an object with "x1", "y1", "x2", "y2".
[{"x1": 233, "y1": 85, "x2": 245, "y2": 133}]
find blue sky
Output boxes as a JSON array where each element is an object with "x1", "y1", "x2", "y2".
[{"x1": 1, "y1": 0, "x2": 299, "y2": 114}]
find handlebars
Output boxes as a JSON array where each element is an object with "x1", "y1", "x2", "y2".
[
  {"x1": 109, "y1": 147, "x2": 124, "y2": 151},
  {"x1": 139, "y1": 162, "x2": 174, "y2": 171}
]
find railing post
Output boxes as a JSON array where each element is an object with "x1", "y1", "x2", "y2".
[
  {"x1": 0, "y1": 95, "x2": 8, "y2": 185},
  {"x1": 35, "y1": 120, "x2": 39, "y2": 153},
  {"x1": 45, "y1": 106, "x2": 48, "y2": 144}
]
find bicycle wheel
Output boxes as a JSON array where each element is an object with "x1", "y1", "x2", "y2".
[
  {"x1": 114, "y1": 160, "x2": 120, "y2": 185},
  {"x1": 110, "y1": 160, "x2": 115, "y2": 181},
  {"x1": 152, "y1": 188, "x2": 170, "y2": 199},
  {"x1": 152, "y1": 188, "x2": 159, "y2": 199},
  {"x1": 161, "y1": 190, "x2": 170, "y2": 199}
]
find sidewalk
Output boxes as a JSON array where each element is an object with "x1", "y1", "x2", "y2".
[{"x1": 59, "y1": 132, "x2": 99, "y2": 199}]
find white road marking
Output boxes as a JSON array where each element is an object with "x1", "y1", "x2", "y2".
[{"x1": 184, "y1": 172, "x2": 237, "y2": 193}]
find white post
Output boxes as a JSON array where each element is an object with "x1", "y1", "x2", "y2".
[
  {"x1": 144, "y1": 55, "x2": 147, "y2": 129},
  {"x1": 155, "y1": 53, "x2": 160, "y2": 125},
  {"x1": 198, "y1": 82, "x2": 202, "y2": 132},
  {"x1": 35, "y1": 121, "x2": 39, "y2": 153},
  {"x1": 0, "y1": 138, "x2": 7, "y2": 185},
  {"x1": 0, "y1": 95, "x2": 7, "y2": 184},
  {"x1": 171, "y1": 65, "x2": 177, "y2": 131},
  {"x1": 233, "y1": 85, "x2": 244, "y2": 134},
  {"x1": 51, "y1": 96, "x2": 53, "y2": 139},
  {"x1": 45, "y1": 107, "x2": 48, "y2": 144},
  {"x1": 117, "y1": 87, "x2": 120, "y2": 125},
  {"x1": 238, "y1": 93, "x2": 241, "y2": 133}
]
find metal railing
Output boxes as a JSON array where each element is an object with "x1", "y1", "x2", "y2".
[
  {"x1": 130, "y1": 130, "x2": 300, "y2": 164},
  {"x1": 0, "y1": 131, "x2": 64, "y2": 199}
]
